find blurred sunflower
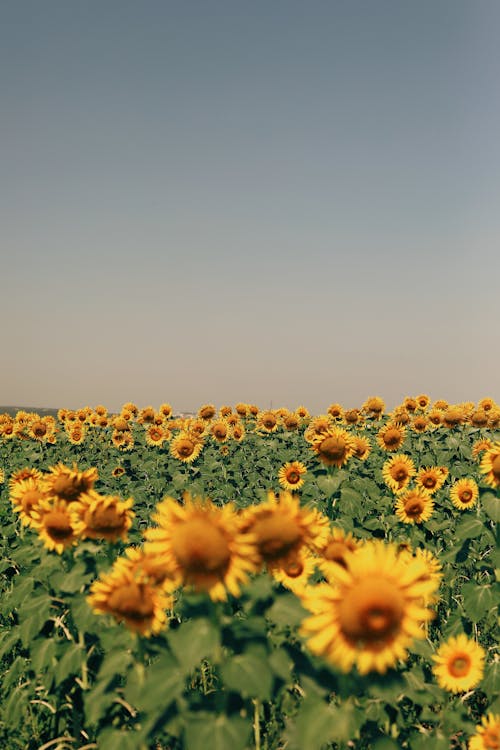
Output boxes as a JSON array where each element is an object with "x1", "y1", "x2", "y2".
[
  {"x1": 9, "y1": 466, "x2": 43, "y2": 490},
  {"x1": 278, "y1": 461, "x2": 307, "y2": 491},
  {"x1": 327, "y1": 403, "x2": 344, "y2": 420},
  {"x1": 403, "y1": 397, "x2": 417, "y2": 413},
  {"x1": 235, "y1": 403, "x2": 248, "y2": 417},
  {"x1": 87, "y1": 557, "x2": 170, "y2": 636},
  {"x1": 0, "y1": 468, "x2": 3, "y2": 484},
  {"x1": 10, "y1": 477, "x2": 48, "y2": 526},
  {"x1": 170, "y1": 432, "x2": 204, "y2": 463},
  {"x1": 71, "y1": 490, "x2": 134, "y2": 542},
  {"x1": 469, "y1": 713, "x2": 500, "y2": 750},
  {"x1": 382, "y1": 454, "x2": 416, "y2": 494},
  {"x1": 428, "y1": 409, "x2": 442, "y2": 426},
  {"x1": 283, "y1": 413, "x2": 300, "y2": 431},
  {"x1": 343, "y1": 409, "x2": 361, "y2": 426},
  {"x1": 416, "y1": 394, "x2": 430, "y2": 410},
  {"x1": 316, "y1": 527, "x2": 362, "y2": 575},
  {"x1": 210, "y1": 419, "x2": 230, "y2": 443},
  {"x1": 377, "y1": 423, "x2": 406, "y2": 452},
  {"x1": 472, "y1": 438, "x2": 493, "y2": 458},
  {"x1": 298, "y1": 540, "x2": 438, "y2": 674},
  {"x1": 415, "y1": 467, "x2": 447, "y2": 495},
  {"x1": 304, "y1": 415, "x2": 334, "y2": 443},
  {"x1": 395, "y1": 490, "x2": 434, "y2": 524},
  {"x1": 295, "y1": 405, "x2": 310, "y2": 419},
  {"x1": 479, "y1": 443, "x2": 500, "y2": 488},
  {"x1": 144, "y1": 493, "x2": 260, "y2": 601},
  {"x1": 185, "y1": 418, "x2": 207, "y2": 437},
  {"x1": 44, "y1": 462, "x2": 98, "y2": 503},
  {"x1": 159, "y1": 403, "x2": 173, "y2": 419},
  {"x1": 31, "y1": 499, "x2": 80, "y2": 553},
  {"x1": 145, "y1": 425, "x2": 165, "y2": 447},
  {"x1": 138, "y1": 406, "x2": 156, "y2": 424},
  {"x1": 397, "y1": 547, "x2": 442, "y2": 605},
  {"x1": 67, "y1": 425, "x2": 86, "y2": 445},
  {"x1": 232, "y1": 423, "x2": 245, "y2": 442},
  {"x1": 432, "y1": 634, "x2": 485, "y2": 693},
  {"x1": 392, "y1": 409, "x2": 411, "y2": 426},
  {"x1": 363, "y1": 396, "x2": 385, "y2": 419},
  {"x1": 112, "y1": 416, "x2": 131, "y2": 432},
  {"x1": 240, "y1": 490, "x2": 329, "y2": 572},
  {"x1": 352, "y1": 436, "x2": 371, "y2": 460},
  {"x1": 123, "y1": 546, "x2": 178, "y2": 589},
  {"x1": 433, "y1": 399, "x2": 449, "y2": 411},
  {"x1": 442, "y1": 406, "x2": 464, "y2": 428},
  {"x1": 450, "y1": 478, "x2": 479, "y2": 510},
  {"x1": 478, "y1": 397, "x2": 496, "y2": 412},
  {"x1": 311, "y1": 427, "x2": 355, "y2": 468},
  {"x1": 271, "y1": 549, "x2": 316, "y2": 596},
  {"x1": 411, "y1": 415, "x2": 430, "y2": 433},
  {"x1": 470, "y1": 410, "x2": 489, "y2": 428},
  {"x1": 121, "y1": 402, "x2": 139, "y2": 417},
  {"x1": 112, "y1": 466, "x2": 126, "y2": 478},
  {"x1": 198, "y1": 404, "x2": 216, "y2": 420}
]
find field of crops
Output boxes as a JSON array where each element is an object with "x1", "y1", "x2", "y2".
[{"x1": 0, "y1": 397, "x2": 498, "y2": 750}]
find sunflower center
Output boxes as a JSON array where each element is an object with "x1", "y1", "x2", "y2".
[
  {"x1": 171, "y1": 517, "x2": 231, "y2": 574},
  {"x1": 404, "y1": 499, "x2": 425, "y2": 517},
  {"x1": 448, "y1": 653, "x2": 471, "y2": 677},
  {"x1": 284, "y1": 558, "x2": 304, "y2": 577},
  {"x1": 492, "y1": 455, "x2": 500, "y2": 481},
  {"x1": 423, "y1": 476, "x2": 437, "y2": 489},
  {"x1": 44, "y1": 511, "x2": 74, "y2": 540},
  {"x1": 86, "y1": 506, "x2": 125, "y2": 532},
  {"x1": 287, "y1": 471, "x2": 300, "y2": 484},
  {"x1": 393, "y1": 467, "x2": 408, "y2": 482},
  {"x1": 32, "y1": 421, "x2": 47, "y2": 436},
  {"x1": 383, "y1": 429, "x2": 401, "y2": 447},
  {"x1": 323, "y1": 540, "x2": 349, "y2": 565},
  {"x1": 108, "y1": 582, "x2": 155, "y2": 621},
  {"x1": 53, "y1": 475, "x2": 80, "y2": 500},
  {"x1": 252, "y1": 514, "x2": 302, "y2": 560},
  {"x1": 319, "y1": 436, "x2": 346, "y2": 461},
  {"x1": 460, "y1": 489, "x2": 473, "y2": 503},
  {"x1": 483, "y1": 728, "x2": 500, "y2": 749},
  {"x1": 339, "y1": 577, "x2": 404, "y2": 644},
  {"x1": 178, "y1": 439, "x2": 195, "y2": 457}
]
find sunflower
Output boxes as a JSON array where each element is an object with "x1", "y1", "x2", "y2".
[
  {"x1": 0, "y1": 468, "x2": 4, "y2": 484},
  {"x1": 248, "y1": 404, "x2": 260, "y2": 417},
  {"x1": 469, "y1": 713, "x2": 500, "y2": 750},
  {"x1": 450, "y1": 478, "x2": 479, "y2": 510},
  {"x1": 235, "y1": 403, "x2": 248, "y2": 417},
  {"x1": 433, "y1": 399, "x2": 449, "y2": 411},
  {"x1": 94, "y1": 404, "x2": 108, "y2": 417},
  {"x1": 377, "y1": 423, "x2": 406, "y2": 452},
  {"x1": 411, "y1": 415, "x2": 430, "y2": 433},
  {"x1": 112, "y1": 466, "x2": 126, "y2": 478},
  {"x1": 416, "y1": 394, "x2": 430, "y2": 410},
  {"x1": 71, "y1": 490, "x2": 134, "y2": 542},
  {"x1": 159, "y1": 403, "x2": 173, "y2": 419},
  {"x1": 395, "y1": 489, "x2": 434, "y2": 524},
  {"x1": 256, "y1": 411, "x2": 279, "y2": 433},
  {"x1": 382, "y1": 454, "x2": 416, "y2": 494},
  {"x1": 145, "y1": 425, "x2": 165, "y2": 447},
  {"x1": 428, "y1": 409, "x2": 442, "y2": 426},
  {"x1": 363, "y1": 396, "x2": 385, "y2": 419},
  {"x1": 392, "y1": 409, "x2": 411, "y2": 426},
  {"x1": 298, "y1": 540, "x2": 438, "y2": 674},
  {"x1": 210, "y1": 419, "x2": 230, "y2": 443},
  {"x1": 311, "y1": 427, "x2": 355, "y2": 468},
  {"x1": 327, "y1": 403, "x2": 344, "y2": 420},
  {"x1": 87, "y1": 557, "x2": 171, "y2": 636},
  {"x1": 198, "y1": 404, "x2": 216, "y2": 420},
  {"x1": 278, "y1": 461, "x2": 307, "y2": 492},
  {"x1": 472, "y1": 438, "x2": 493, "y2": 458},
  {"x1": 403, "y1": 397, "x2": 417, "y2": 413},
  {"x1": 8, "y1": 466, "x2": 43, "y2": 490},
  {"x1": 138, "y1": 406, "x2": 156, "y2": 424},
  {"x1": 283, "y1": 413, "x2": 300, "y2": 431},
  {"x1": 479, "y1": 443, "x2": 500, "y2": 488},
  {"x1": 415, "y1": 467, "x2": 447, "y2": 495},
  {"x1": 10, "y1": 477, "x2": 49, "y2": 526},
  {"x1": 144, "y1": 493, "x2": 261, "y2": 601},
  {"x1": 352, "y1": 436, "x2": 371, "y2": 460},
  {"x1": 113, "y1": 430, "x2": 134, "y2": 451},
  {"x1": 271, "y1": 549, "x2": 316, "y2": 596},
  {"x1": 123, "y1": 546, "x2": 178, "y2": 589},
  {"x1": 470, "y1": 410, "x2": 489, "y2": 428},
  {"x1": 67, "y1": 425, "x2": 86, "y2": 445},
  {"x1": 442, "y1": 406, "x2": 464, "y2": 428},
  {"x1": 29, "y1": 417, "x2": 55, "y2": 442},
  {"x1": 170, "y1": 432, "x2": 204, "y2": 463},
  {"x1": 488, "y1": 408, "x2": 500, "y2": 428},
  {"x1": 121, "y1": 402, "x2": 139, "y2": 417},
  {"x1": 0, "y1": 419, "x2": 15, "y2": 439},
  {"x1": 343, "y1": 409, "x2": 361, "y2": 425},
  {"x1": 316, "y1": 527, "x2": 362, "y2": 576},
  {"x1": 31, "y1": 499, "x2": 80, "y2": 553},
  {"x1": 478, "y1": 397, "x2": 497, "y2": 412},
  {"x1": 303, "y1": 414, "x2": 334, "y2": 443},
  {"x1": 44, "y1": 462, "x2": 98, "y2": 503},
  {"x1": 185, "y1": 418, "x2": 207, "y2": 437},
  {"x1": 240, "y1": 490, "x2": 329, "y2": 572},
  {"x1": 112, "y1": 416, "x2": 130, "y2": 432},
  {"x1": 397, "y1": 547, "x2": 443, "y2": 605},
  {"x1": 432, "y1": 634, "x2": 485, "y2": 693},
  {"x1": 232, "y1": 423, "x2": 245, "y2": 442}
]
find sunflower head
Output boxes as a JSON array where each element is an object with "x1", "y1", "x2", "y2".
[
  {"x1": 432, "y1": 634, "x2": 485, "y2": 693},
  {"x1": 278, "y1": 461, "x2": 307, "y2": 491},
  {"x1": 450, "y1": 478, "x2": 479, "y2": 510},
  {"x1": 480, "y1": 443, "x2": 500, "y2": 488},
  {"x1": 44, "y1": 462, "x2": 98, "y2": 502},
  {"x1": 382, "y1": 454, "x2": 416, "y2": 494},
  {"x1": 469, "y1": 713, "x2": 500, "y2": 750},
  {"x1": 10, "y1": 477, "x2": 49, "y2": 526},
  {"x1": 72, "y1": 490, "x2": 135, "y2": 542},
  {"x1": 377, "y1": 423, "x2": 406, "y2": 452},
  {"x1": 170, "y1": 432, "x2": 204, "y2": 463},
  {"x1": 311, "y1": 427, "x2": 355, "y2": 468},
  {"x1": 395, "y1": 489, "x2": 434, "y2": 524},
  {"x1": 31, "y1": 498, "x2": 80, "y2": 553},
  {"x1": 415, "y1": 467, "x2": 447, "y2": 495}
]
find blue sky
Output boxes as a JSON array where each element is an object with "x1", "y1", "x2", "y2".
[{"x1": 1, "y1": 1, "x2": 499, "y2": 413}]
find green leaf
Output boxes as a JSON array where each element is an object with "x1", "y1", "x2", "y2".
[
  {"x1": 168, "y1": 617, "x2": 220, "y2": 673},
  {"x1": 482, "y1": 659, "x2": 500, "y2": 699},
  {"x1": 286, "y1": 697, "x2": 361, "y2": 750},
  {"x1": 85, "y1": 679, "x2": 120, "y2": 726},
  {"x1": 124, "y1": 655, "x2": 184, "y2": 713},
  {"x1": 220, "y1": 651, "x2": 273, "y2": 700},
  {"x1": 55, "y1": 643, "x2": 84, "y2": 682},
  {"x1": 372, "y1": 740, "x2": 400, "y2": 750},
  {"x1": 19, "y1": 594, "x2": 52, "y2": 647},
  {"x1": 184, "y1": 713, "x2": 252, "y2": 750},
  {"x1": 266, "y1": 592, "x2": 307, "y2": 628},
  {"x1": 317, "y1": 475, "x2": 342, "y2": 496},
  {"x1": 30, "y1": 637, "x2": 57, "y2": 674},
  {"x1": 96, "y1": 728, "x2": 139, "y2": 750},
  {"x1": 98, "y1": 648, "x2": 133, "y2": 684},
  {"x1": 455, "y1": 517, "x2": 487, "y2": 540},
  {"x1": 462, "y1": 582, "x2": 495, "y2": 621},
  {"x1": 482, "y1": 493, "x2": 500, "y2": 523},
  {"x1": 268, "y1": 647, "x2": 294, "y2": 682}
]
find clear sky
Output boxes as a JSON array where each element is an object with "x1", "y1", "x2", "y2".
[{"x1": 1, "y1": 1, "x2": 499, "y2": 414}]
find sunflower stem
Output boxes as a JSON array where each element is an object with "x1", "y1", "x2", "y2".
[{"x1": 253, "y1": 698, "x2": 261, "y2": 750}]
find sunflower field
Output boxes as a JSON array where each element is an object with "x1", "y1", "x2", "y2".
[{"x1": 0, "y1": 397, "x2": 499, "y2": 750}]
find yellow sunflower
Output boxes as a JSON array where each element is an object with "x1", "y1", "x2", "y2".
[
  {"x1": 343, "y1": 408, "x2": 361, "y2": 425},
  {"x1": 10, "y1": 477, "x2": 49, "y2": 527},
  {"x1": 472, "y1": 438, "x2": 493, "y2": 458},
  {"x1": 145, "y1": 425, "x2": 165, "y2": 447},
  {"x1": 442, "y1": 406, "x2": 464, "y2": 428},
  {"x1": 416, "y1": 394, "x2": 430, "y2": 410},
  {"x1": 138, "y1": 406, "x2": 156, "y2": 424},
  {"x1": 278, "y1": 461, "x2": 307, "y2": 492},
  {"x1": 8, "y1": 466, "x2": 43, "y2": 490},
  {"x1": 112, "y1": 466, "x2": 126, "y2": 478},
  {"x1": 159, "y1": 403, "x2": 173, "y2": 419},
  {"x1": 144, "y1": 493, "x2": 261, "y2": 601},
  {"x1": 428, "y1": 409, "x2": 443, "y2": 426},
  {"x1": 283, "y1": 413, "x2": 300, "y2": 431},
  {"x1": 256, "y1": 411, "x2": 279, "y2": 433},
  {"x1": 395, "y1": 489, "x2": 434, "y2": 524},
  {"x1": 123, "y1": 546, "x2": 178, "y2": 589},
  {"x1": 469, "y1": 713, "x2": 500, "y2": 750},
  {"x1": 44, "y1": 462, "x2": 99, "y2": 503},
  {"x1": 231, "y1": 423, "x2": 245, "y2": 442},
  {"x1": 480, "y1": 443, "x2": 500, "y2": 488},
  {"x1": 71, "y1": 490, "x2": 134, "y2": 542},
  {"x1": 67, "y1": 425, "x2": 87, "y2": 445},
  {"x1": 478, "y1": 398, "x2": 497, "y2": 412},
  {"x1": 377, "y1": 423, "x2": 407, "y2": 452},
  {"x1": 450, "y1": 478, "x2": 479, "y2": 510},
  {"x1": 327, "y1": 403, "x2": 344, "y2": 420},
  {"x1": 470, "y1": 410, "x2": 489, "y2": 428},
  {"x1": 31, "y1": 499, "x2": 80, "y2": 554},
  {"x1": 170, "y1": 431, "x2": 204, "y2": 463},
  {"x1": 87, "y1": 557, "x2": 171, "y2": 636},
  {"x1": 382, "y1": 454, "x2": 416, "y2": 494},
  {"x1": 271, "y1": 549, "x2": 316, "y2": 596},
  {"x1": 198, "y1": 404, "x2": 216, "y2": 420},
  {"x1": 210, "y1": 419, "x2": 230, "y2": 443},
  {"x1": 311, "y1": 427, "x2": 355, "y2": 468},
  {"x1": 298, "y1": 540, "x2": 438, "y2": 674},
  {"x1": 235, "y1": 403, "x2": 248, "y2": 417},
  {"x1": 352, "y1": 436, "x2": 371, "y2": 460},
  {"x1": 240, "y1": 490, "x2": 329, "y2": 572},
  {"x1": 432, "y1": 634, "x2": 485, "y2": 693},
  {"x1": 303, "y1": 414, "x2": 334, "y2": 443},
  {"x1": 415, "y1": 467, "x2": 447, "y2": 495},
  {"x1": 316, "y1": 527, "x2": 362, "y2": 576},
  {"x1": 397, "y1": 547, "x2": 443, "y2": 605},
  {"x1": 411, "y1": 415, "x2": 430, "y2": 433}
]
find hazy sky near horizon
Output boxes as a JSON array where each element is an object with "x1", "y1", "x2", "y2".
[{"x1": 1, "y1": 1, "x2": 500, "y2": 414}]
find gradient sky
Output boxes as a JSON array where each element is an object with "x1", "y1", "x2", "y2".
[{"x1": 1, "y1": 1, "x2": 499, "y2": 414}]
